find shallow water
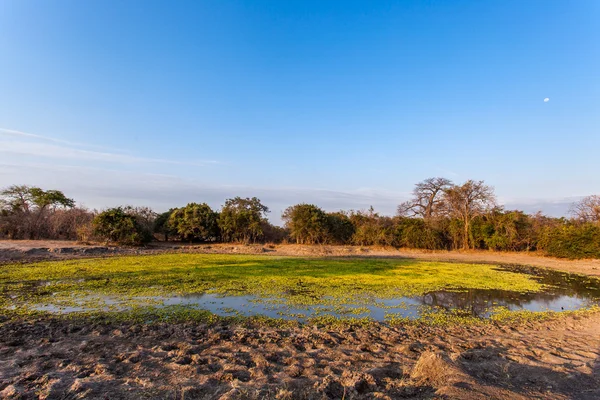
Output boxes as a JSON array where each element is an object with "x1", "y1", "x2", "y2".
[
  {"x1": 28, "y1": 265, "x2": 600, "y2": 321},
  {"x1": 30, "y1": 267, "x2": 600, "y2": 321}
]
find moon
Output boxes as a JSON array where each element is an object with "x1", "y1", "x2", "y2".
[{"x1": 544, "y1": 98, "x2": 550, "y2": 102}]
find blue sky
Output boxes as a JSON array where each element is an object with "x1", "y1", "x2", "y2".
[{"x1": 1, "y1": 0, "x2": 598, "y2": 223}]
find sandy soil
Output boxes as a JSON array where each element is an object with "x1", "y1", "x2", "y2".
[{"x1": 1, "y1": 240, "x2": 600, "y2": 399}]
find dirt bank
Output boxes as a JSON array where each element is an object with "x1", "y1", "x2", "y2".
[
  {"x1": 1, "y1": 240, "x2": 599, "y2": 277},
  {"x1": 1, "y1": 314, "x2": 599, "y2": 399}
]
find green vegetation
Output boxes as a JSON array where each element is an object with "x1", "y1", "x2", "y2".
[
  {"x1": 168, "y1": 203, "x2": 220, "y2": 242},
  {"x1": 92, "y1": 207, "x2": 153, "y2": 245},
  {"x1": 218, "y1": 197, "x2": 270, "y2": 243},
  {"x1": 538, "y1": 223, "x2": 600, "y2": 259},
  {"x1": 1, "y1": 254, "x2": 550, "y2": 319},
  {"x1": 1, "y1": 254, "x2": 545, "y2": 298},
  {"x1": 2, "y1": 180, "x2": 599, "y2": 258}
]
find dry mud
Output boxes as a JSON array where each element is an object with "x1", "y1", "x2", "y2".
[{"x1": 1, "y1": 315, "x2": 600, "y2": 399}]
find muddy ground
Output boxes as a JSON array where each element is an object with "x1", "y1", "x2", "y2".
[
  {"x1": 1, "y1": 241, "x2": 600, "y2": 399},
  {"x1": 1, "y1": 314, "x2": 599, "y2": 399}
]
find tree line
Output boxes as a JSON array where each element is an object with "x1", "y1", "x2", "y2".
[{"x1": 1, "y1": 179, "x2": 599, "y2": 259}]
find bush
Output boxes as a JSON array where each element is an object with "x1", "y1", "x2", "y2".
[
  {"x1": 260, "y1": 221, "x2": 288, "y2": 243},
  {"x1": 538, "y1": 223, "x2": 600, "y2": 259},
  {"x1": 325, "y1": 212, "x2": 355, "y2": 244},
  {"x1": 168, "y1": 203, "x2": 219, "y2": 242},
  {"x1": 394, "y1": 217, "x2": 446, "y2": 249},
  {"x1": 282, "y1": 204, "x2": 329, "y2": 244},
  {"x1": 93, "y1": 207, "x2": 153, "y2": 245},
  {"x1": 350, "y1": 208, "x2": 396, "y2": 246}
]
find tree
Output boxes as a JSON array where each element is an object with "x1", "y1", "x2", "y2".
[
  {"x1": 169, "y1": 203, "x2": 219, "y2": 242},
  {"x1": 443, "y1": 180, "x2": 496, "y2": 250},
  {"x1": 47, "y1": 207, "x2": 95, "y2": 241},
  {"x1": 394, "y1": 217, "x2": 446, "y2": 249},
  {"x1": 261, "y1": 221, "x2": 289, "y2": 243},
  {"x1": 470, "y1": 209, "x2": 534, "y2": 251},
  {"x1": 349, "y1": 207, "x2": 396, "y2": 246},
  {"x1": 154, "y1": 209, "x2": 176, "y2": 241},
  {"x1": 570, "y1": 195, "x2": 600, "y2": 224},
  {"x1": 93, "y1": 207, "x2": 153, "y2": 245},
  {"x1": 124, "y1": 206, "x2": 157, "y2": 235},
  {"x1": 0, "y1": 185, "x2": 75, "y2": 239},
  {"x1": 282, "y1": 204, "x2": 329, "y2": 244},
  {"x1": 325, "y1": 211, "x2": 355, "y2": 244},
  {"x1": 397, "y1": 177, "x2": 453, "y2": 219},
  {"x1": 219, "y1": 197, "x2": 269, "y2": 243}
]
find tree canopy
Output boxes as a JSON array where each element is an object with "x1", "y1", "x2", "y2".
[
  {"x1": 169, "y1": 203, "x2": 219, "y2": 242},
  {"x1": 219, "y1": 197, "x2": 269, "y2": 243}
]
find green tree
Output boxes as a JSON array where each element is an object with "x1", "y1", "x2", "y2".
[
  {"x1": 219, "y1": 197, "x2": 269, "y2": 243},
  {"x1": 169, "y1": 203, "x2": 219, "y2": 242},
  {"x1": 282, "y1": 204, "x2": 329, "y2": 244},
  {"x1": 325, "y1": 211, "x2": 355, "y2": 244},
  {"x1": 154, "y1": 209, "x2": 176, "y2": 241},
  {"x1": 93, "y1": 207, "x2": 153, "y2": 245},
  {"x1": 484, "y1": 210, "x2": 534, "y2": 251},
  {"x1": 261, "y1": 221, "x2": 289, "y2": 243}
]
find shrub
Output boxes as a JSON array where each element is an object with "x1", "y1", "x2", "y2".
[
  {"x1": 261, "y1": 221, "x2": 289, "y2": 243},
  {"x1": 325, "y1": 212, "x2": 355, "y2": 244},
  {"x1": 394, "y1": 217, "x2": 446, "y2": 249},
  {"x1": 93, "y1": 207, "x2": 153, "y2": 245},
  {"x1": 350, "y1": 208, "x2": 396, "y2": 246},
  {"x1": 169, "y1": 203, "x2": 219, "y2": 242},
  {"x1": 538, "y1": 223, "x2": 600, "y2": 259}
]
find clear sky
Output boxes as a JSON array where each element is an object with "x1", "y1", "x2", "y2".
[{"x1": 1, "y1": 0, "x2": 599, "y2": 223}]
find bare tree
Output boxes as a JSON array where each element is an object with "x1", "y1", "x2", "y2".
[
  {"x1": 443, "y1": 180, "x2": 496, "y2": 250},
  {"x1": 397, "y1": 177, "x2": 453, "y2": 219},
  {"x1": 570, "y1": 195, "x2": 600, "y2": 223}
]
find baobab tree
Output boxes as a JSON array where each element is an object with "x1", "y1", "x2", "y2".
[
  {"x1": 570, "y1": 195, "x2": 600, "y2": 224},
  {"x1": 397, "y1": 177, "x2": 453, "y2": 220},
  {"x1": 443, "y1": 180, "x2": 496, "y2": 250}
]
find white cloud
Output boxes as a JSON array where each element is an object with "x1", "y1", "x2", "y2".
[
  {"x1": 544, "y1": 98, "x2": 550, "y2": 102},
  {"x1": 0, "y1": 128, "x2": 219, "y2": 167}
]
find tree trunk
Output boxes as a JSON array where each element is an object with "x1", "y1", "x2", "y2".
[{"x1": 463, "y1": 216, "x2": 470, "y2": 250}]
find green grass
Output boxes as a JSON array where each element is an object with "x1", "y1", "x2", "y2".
[{"x1": 0, "y1": 253, "x2": 549, "y2": 319}]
